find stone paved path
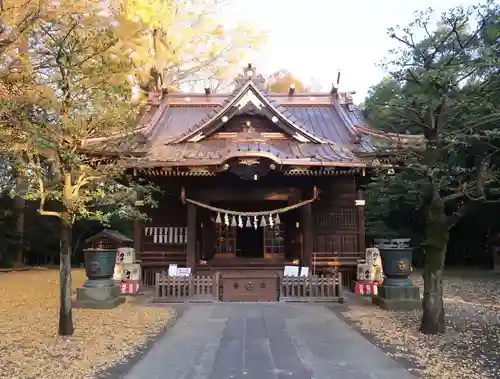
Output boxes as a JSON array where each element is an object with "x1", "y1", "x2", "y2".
[{"x1": 124, "y1": 303, "x2": 417, "y2": 379}]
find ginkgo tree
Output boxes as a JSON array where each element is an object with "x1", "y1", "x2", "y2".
[
  {"x1": 1, "y1": 0, "x2": 264, "y2": 336},
  {"x1": 266, "y1": 70, "x2": 309, "y2": 93},
  {"x1": 115, "y1": 0, "x2": 265, "y2": 92},
  {"x1": 12, "y1": 3, "x2": 151, "y2": 336}
]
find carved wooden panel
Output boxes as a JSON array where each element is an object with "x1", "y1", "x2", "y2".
[
  {"x1": 218, "y1": 115, "x2": 277, "y2": 133},
  {"x1": 313, "y1": 233, "x2": 358, "y2": 253},
  {"x1": 208, "y1": 115, "x2": 290, "y2": 141},
  {"x1": 220, "y1": 272, "x2": 279, "y2": 302}
]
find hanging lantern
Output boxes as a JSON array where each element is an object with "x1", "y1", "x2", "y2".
[
  {"x1": 260, "y1": 216, "x2": 266, "y2": 227},
  {"x1": 224, "y1": 213, "x2": 229, "y2": 226},
  {"x1": 268, "y1": 214, "x2": 274, "y2": 227},
  {"x1": 275, "y1": 214, "x2": 281, "y2": 225},
  {"x1": 231, "y1": 216, "x2": 237, "y2": 227},
  {"x1": 253, "y1": 216, "x2": 258, "y2": 229},
  {"x1": 238, "y1": 215, "x2": 243, "y2": 228},
  {"x1": 246, "y1": 216, "x2": 252, "y2": 227},
  {"x1": 215, "y1": 213, "x2": 222, "y2": 224}
]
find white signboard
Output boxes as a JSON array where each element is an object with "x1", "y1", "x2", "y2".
[
  {"x1": 168, "y1": 264, "x2": 178, "y2": 276},
  {"x1": 300, "y1": 267, "x2": 309, "y2": 277},
  {"x1": 177, "y1": 268, "x2": 191, "y2": 277},
  {"x1": 284, "y1": 265, "x2": 299, "y2": 277}
]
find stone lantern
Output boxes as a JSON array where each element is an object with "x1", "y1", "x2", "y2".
[
  {"x1": 74, "y1": 229, "x2": 131, "y2": 309},
  {"x1": 372, "y1": 238, "x2": 420, "y2": 310}
]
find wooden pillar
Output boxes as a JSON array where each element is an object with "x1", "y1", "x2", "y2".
[
  {"x1": 133, "y1": 219, "x2": 142, "y2": 253},
  {"x1": 357, "y1": 188, "x2": 366, "y2": 252},
  {"x1": 133, "y1": 189, "x2": 144, "y2": 253},
  {"x1": 301, "y1": 203, "x2": 313, "y2": 268},
  {"x1": 186, "y1": 203, "x2": 197, "y2": 268}
]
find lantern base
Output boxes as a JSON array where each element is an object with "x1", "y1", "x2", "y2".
[
  {"x1": 74, "y1": 283, "x2": 125, "y2": 309},
  {"x1": 372, "y1": 285, "x2": 420, "y2": 310},
  {"x1": 382, "y1": 277, "x2": 413, "y2": 287},
  {"x1": 83, "y1": 278, "x2": 115, "y2": 288}
]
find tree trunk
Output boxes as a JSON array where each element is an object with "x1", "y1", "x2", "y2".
[
  {"x1": 12, "y1": 169, "x2": 27, "y2": 267},
  {"x1": 12, "y1": 195, "x2": 25, "y2": 267},
  {"x1": 59, "y1": 211, "x2": 74, "y2": 336},
  {"x1": 420, "y1": 190, "x2": 448, "y2": 334},
  {"x1": 59, "y1": 171, "x2": 74, "y2": 336}
]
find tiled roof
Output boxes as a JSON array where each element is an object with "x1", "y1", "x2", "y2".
[
  {"x1": 147, "y1": 106, "x2": 216, "y2": 143},
  {"x1": 170, "y1": 81, "x2": 326, "y2": 144},
  {"x1": 85, "y1": 229, "x2": 133, "y2": 244},
  {"x1": 138, "y1": 96, "x2": 379, "y2": 164},
  {"x1": 81, "y1": 65, "x2": 426, "y2": 167},
  {"x1": 108, "y1": 66, "x2": 424, "y2": 166},
  {"x1": 148, "y1": 104, "x2": 360, "y2": 142},
  {"x1": 145, "y1": 139, "x2": 360, "y2": 166}
]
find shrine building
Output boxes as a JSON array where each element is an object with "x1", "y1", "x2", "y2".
[{"x1": 91, "y1": 64, "x2": 416, "y2": 300}]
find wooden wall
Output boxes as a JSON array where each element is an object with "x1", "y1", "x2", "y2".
[
  {"x1": 312, "y1": 176, "x2": 362, "y2": 253},
  {"x1": 140, "y1": 191, "x2": 188, "y2": 267},
  {"x1": 137, "y1": 173, "x2": 365, "y2": 270}
]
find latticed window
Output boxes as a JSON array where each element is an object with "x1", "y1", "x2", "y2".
[
  {"x1": 215, "y1": 223, "x2": 236, "y2": 254},
  {"x1": 264, "y1": 224, "x2": 284, "y2": 256},
  {"x1": 315, "y1": 208, "x2": 357, "y2": 230}
]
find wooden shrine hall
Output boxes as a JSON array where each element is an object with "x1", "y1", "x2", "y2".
[{"x1": 92, "y1": 64, "x2": 414, "y2": 301}]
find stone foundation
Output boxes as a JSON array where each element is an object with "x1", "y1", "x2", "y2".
[
  {"x1": 74, "y1": 281, "x2": 125, "y2": 309},
  {"x1": 372, "y1": 285, "x2": 421, "y2": 310}
]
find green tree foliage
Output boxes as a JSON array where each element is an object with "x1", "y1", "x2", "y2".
[{"x1": 363, "y1": 2, "x2": 500, "y2": 335}]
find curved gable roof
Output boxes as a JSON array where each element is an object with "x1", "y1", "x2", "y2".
[{"x1": 174, "y1": 80, "x2": 326, "y2": 144}]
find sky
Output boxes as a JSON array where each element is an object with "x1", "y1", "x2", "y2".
[{"x1": 221, "y1": 0, "x2": 479, "y2": 102}]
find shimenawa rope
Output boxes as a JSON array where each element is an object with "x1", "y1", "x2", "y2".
[{"x1": 180, "y1": 186, "x2": 318, "y2": 217}]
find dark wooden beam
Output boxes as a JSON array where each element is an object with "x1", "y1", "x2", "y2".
[
  {"x1": 133, "y1": 219, "x2": 142, "y2": 254},
  {"x1": 301, "y1": 203, "x2": 313, "y2": 268},
  {"x1": 194, "y1": 186, "x2": 300, "y2": 202},
  {"x1": 186, "y1": 203, "x2": 197, "y2": 268},
  {"x1": 133, "y1": 190, "x2": 144, "y2": 254},
  {"x1": 356, "y1": 188, "x2": 366, "y2": 252}
]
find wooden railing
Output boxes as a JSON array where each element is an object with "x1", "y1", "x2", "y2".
[
  {"x1": 153, "y1": 272, "x2": 346, "y2": 303},
  {"x1": 312, "y1": 252, "x2": 362, "y2": 286},
  {"x1": 139, "y1": 251, "x2": 187, "y2": 287},
  {"x1": 312, "y1": 251, "x2": 363, "y2": 269},
  {"x1": 138, "y1": 251, "x2": 187, "y2": 267},
  {"x1": 280, "y1": 274, "x2": 344, "y2": 303},
  {"x1": 154, "y1": 273, "x2": 218, "y2": 303},
  {"x1": 142, "y1": 266, "x2": 167, "y2": 287}
]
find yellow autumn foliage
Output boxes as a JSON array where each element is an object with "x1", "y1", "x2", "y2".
[
  {"x1": 111, "y1": 0, "x2": 266, "y2": 90},
  {"x1": 0, "y1": 269, "x2": 176, "y2": 378}
]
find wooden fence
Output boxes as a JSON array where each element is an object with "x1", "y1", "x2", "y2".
[
  {"x1": 143, "y1": 266, "x2": 166, "y2": 287},
  {"x1": 312, "y1": 252, "x2": 361, "y2": 286},
  {"x1": 154, "y1": 273, "x2": 217, "y2": 303},
  {"x1": 154, "y1": 273, "x2": 344, "y2": 303},
  {"x1": 280, "y1": 273, "x2": 344, "y2": 303}
]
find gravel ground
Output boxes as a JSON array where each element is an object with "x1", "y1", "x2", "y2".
[
  {"x1": 0, "y1": 268, "x2": 176, "y2": 379},
  {"x1": 338, "y1": 270, "x2": 500, "y2": 379}
]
